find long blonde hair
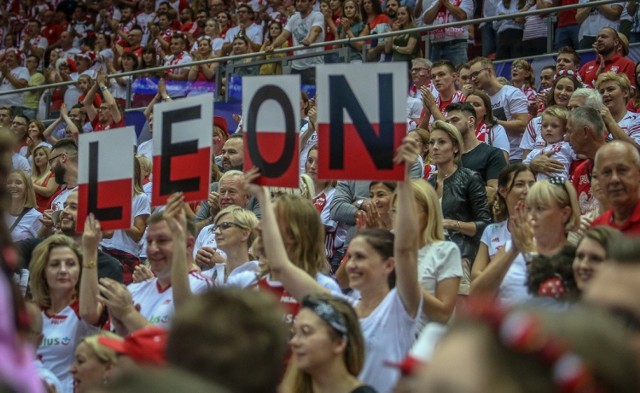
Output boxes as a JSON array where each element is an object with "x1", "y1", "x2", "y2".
[{"x1": 10, "y1": 170, "x2": 38, "y2": 209}]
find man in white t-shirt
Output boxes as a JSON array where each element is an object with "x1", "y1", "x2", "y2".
[
  {"x1": 469, "y1": 57, "x2": 529, "y2": 162},
  {"x1": 99, "y1": 197, "x2": 212, "y2": 335},
  {"x1": 0, "y1": 49, "x2": 29, "y2": 110},
  {"x1": 163, "y1": 34, "x2": 193, "y2": 81},
  {"x1": 222, "y1": 4, "x2": 263, "y2": 54},
  {"x1": 265, "y1": 0, "x2": 324, "y2": 85},
  {"x1": 48, "y1": 139, "x2": 79, "y2": 212}
]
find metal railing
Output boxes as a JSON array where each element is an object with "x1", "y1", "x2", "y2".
[{"x1": 0, "y1": 0, "x2": 623, "y2": 116}]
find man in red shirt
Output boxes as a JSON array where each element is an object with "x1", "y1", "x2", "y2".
[
  {"x1": 82, "y1": 73, "x2": 124, "y2": 132},
  {"x1": 566, "y1": 106, "x2": 606, "y2": 215},
  {"x1": 591, "y1": 141, "x2": 640, "y2": 235},
  {"x1": 578, "y1": 27, "x2": 635, "y2": 88}
]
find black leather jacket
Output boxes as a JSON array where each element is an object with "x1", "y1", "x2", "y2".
[{"x1": 429, "y1": 167, "x2": 491, "y2": 261}]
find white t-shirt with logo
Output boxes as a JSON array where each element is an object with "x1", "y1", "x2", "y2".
[
  {"x1": 128, "y1": 272, "x2": 212, "y2": 328},
  {"x1": 520, "y1": 115, "x2": 545, "y2": 152},
  {"x1": 523, "y1": 141, "x2": 575, "y2": 180},
  {"x1": 224, "y1": 24, "x2": 264, "y2": 45},
  {"x1": 489, "y1": 85, "x2": 529, "y2": 160},
  {"x1": 37, "y1": 301, "x2": 100, "y2": 393},
  {"x1": 50, "y1": 186, "x2": 78, "y2": 211},
  {"x1": 606, "y1": 111, "x2": 640, "y2": 145},
  {"x1": 480, "y1": 220, "x2": 531, "y2": 305},
  {"x1": 0, "y1": 66, "x2": 29, "y2": 107}
]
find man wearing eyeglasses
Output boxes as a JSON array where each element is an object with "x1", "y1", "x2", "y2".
[
  {"x1": 591, "y1": 141, "x2": 640, "y2": 235},
  {"x1": 221, "y1": 4, "x2": 263, "y2": 54},
  {"x1": 468, "y1": 57, "x2": 529, "y2": 163}
]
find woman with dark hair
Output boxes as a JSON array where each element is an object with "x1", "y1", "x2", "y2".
[
  {"x1": 246, "y1": 137, "x2": 423, "y2": 393},
  {"x1": 336, "y1": 0, "x2": 370, "y2": 63},
  {"x1": 384, "y1": 6, "x2": 419, "y2": 64},
  {"x1": 258, "y1": 21, "x2": 288, "y2": 75},
  {"x1": 526, "y1": 244, "x2": 580, "y2": 302},
  {"x1": 285, "y1": 294, "x2": 376, "y2": 393},
  {"x1": 107, "y1": 52, "x2": 140, "y2": 109},
  {"x1": 24, "y1": 120, "x2": 49, "y2": 161},
  {"x1": 520, "y1": 72, "x2": 582, "y2": 158},
  {"x1": 361, "y1": 0, "x2": 390, "y2": 62},
  {"x1": 465, "y1": 89, "x2": 511, "y2": 162},
  {"x1": 471, "y1": 164, "x2": 535, "y2": 303},
  {"x1": 229, "y1": 34, "x2": 259, "y2": 76}
]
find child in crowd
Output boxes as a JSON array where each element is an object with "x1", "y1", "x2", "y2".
[
  {"x1": 76, "y1": 74, "x2": 102, "y2": 108},
  {"x1": 523, "y1": 105, "x2": 575, "y2": 180}
]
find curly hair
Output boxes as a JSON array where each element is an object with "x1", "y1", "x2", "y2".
[{"x1": 526, "y1": 244, "x2": 579, "y2": 301}]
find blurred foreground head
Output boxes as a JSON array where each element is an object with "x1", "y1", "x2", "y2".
[{"x1": 167, "y1": 288, "x2": 289, "y2": 393}]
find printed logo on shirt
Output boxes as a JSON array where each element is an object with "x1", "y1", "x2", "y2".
[
  {"x1": 579, "y1": 174, "x2": 590, "y2": 185},
  {"x1": 611, "y1": 66, "x2": 619, "y2": 72},
  {"x1": 149, "y1": 314, "x2": 171, "y2": 325},
  {"x1": 49, "y1": 315, "x2": 69, "y2": 325},
  {"x1": 41, "y1": 336, "x2": 72, "y2": 346}
]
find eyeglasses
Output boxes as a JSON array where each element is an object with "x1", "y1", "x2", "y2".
[
  {"x1": 48, "y1": 153, "x2": 65, "y2": 165},
  {"x1": 470, "y1": 68, "x2": 489, "y2": 80},
  {"x1": 211, "y1": 221, "x2": 243, "y2": 232}
]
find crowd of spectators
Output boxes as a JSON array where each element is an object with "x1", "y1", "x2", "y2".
[{"x1": 1, "y1": 1, "x2": 640, "y2": 393}]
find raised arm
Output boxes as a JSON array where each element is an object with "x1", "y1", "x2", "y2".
[
  {"x1": 392, "y1": 136, "x2": 422, "y2": 316},
  {"x1": 83, "y1": 78, "x2": 100, "y2": 121},
  {"x1": 245, "y1": 168, "x2": 328, "y2": 301},
  {"x1": 165, "y1": 193, "x2": 192, "y2": 309},
  {"x1": 79, "y1": 214, "x2": 104, "y2": 326},
  {"x1": 98, "y1": 72, "x2": 122, "y2": 124}
]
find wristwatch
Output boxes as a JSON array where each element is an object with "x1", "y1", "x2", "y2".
[{"x1": 355, "y1": 199, "x2": 365, "y2": 210}]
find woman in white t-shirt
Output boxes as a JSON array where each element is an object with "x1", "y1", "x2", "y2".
[
  {"x1": 202, "y1": 206, "x2": 260, "y2": 287},
  {"x1": 5, "y1": 170, "x2": 42, "y2": 242},
  {"x1": 246, "y1": 137, "x2": 423, "y2": 393},
  {"x1": 31, "y1": 226, "x2": 106, "y2": 393},
  {"x1": 101, "y1": 158, "x2": 151, "y2": 284},
  {"x1": 392, "y1": 179, "x2": 461, "y2": 326},
  {"x1": 471, "y1": 164, "x2": 535, "y2": 304}
]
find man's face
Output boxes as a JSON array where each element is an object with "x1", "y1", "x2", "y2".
[
  {"x1": 11, "y1": 116, "x2": 28, "y2": 139},
  {"x1": 28, "y1": 22, "x2": 39, "y2": 35},
  {"x1": 595, "y1": 144, "x2": 640, "y2": 209},
  {"x1": 446, "y1": 110, "x2": 472, "y2": 137},
  {"x1": 219, "y1": 175, "x2": 249, "y2": 209},
  {"x1": 69, "y1": 108, "x2": 85, "y2": 123},
  {"x1": 60, "y1": 191, "x2": 78, "y2": 235},
  {"x1": 97, "y1": 104, "x2": 112, "y2": 123},
  {"x1": 539, "y1": 69, "x2": 555, "y2": 90},
  {"x1": 458, "y1": 67, "x2": 471, "y2": 86},
  {"x1": 209, "y1": 0, "x2": 227, "y2": 13},
  {"x1": 295, "y1": 0, "x2": 311, "y2": 13},
  {"x1": 567, "y1": 94, "x2": 586, "y2": 110},
  {"x1": 410, "y1": 63, "x2": 430, "y2": 87},
  {"x1": 146, "y1": 220, "x2": 175, "y2": 280},
  {"x1": 159, "y1": 15, "x2": 170, "y2": 29},
  {"x1": 386, "y1": 0, "x2": 399, "y2": 17},
  {"x1": 237, "y1": 6, "x2": 250, "y2": 22},
  {"x1": 49, "y1": 149, "x2": 67, "y2": 185},
  {"x1": 180, "y1": 8, "x2": 192, "y2": 22},
  {"x1": 221, "y1": 139, "x2": 243, "y2": 171},
  {"x1": 121, "y1": 7, "x2": 133, "y2": 22},
  {"x1": 128, "y1": 29, "x2": 143, "y2": 46},
  {"x1": 594, "y1": 28, "x2": 618, "y2": 57},
  {"x1": 431, "y1": 65, "x2": 456, "y2": 93},
  {"x1": 556, "y1": 53, "x2": 577, "y2": 72},
  {"x1": 469, "y1": 62, "x2": 491, "y2": 90},
  {"x1": 565, "y1": 117, "x2": 585, "y2": 155},
  {"x1": 170, "y1": 38, "x2": 184, "y2": 55},
  {"x1": 0, "y1": 110, "x2": 11, "y2": 127}
]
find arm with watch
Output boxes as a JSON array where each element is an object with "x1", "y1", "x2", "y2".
[
  {"x1": 79, "y1": 214, "x2": 106, "y2": 326},
  {"x1": 98, "y1": 71, "x2": 123, "y2": 124}
]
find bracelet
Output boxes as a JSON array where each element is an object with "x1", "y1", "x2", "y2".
[
  {"x1": 100, "y1": 85, "x2": 108, "y2": 91},
  {"x1": 83, "y1": 260, "x2": 98, "y2": 269},
  {"x1": 456, "y1": 221, "x2": 461, "y2": 230}
]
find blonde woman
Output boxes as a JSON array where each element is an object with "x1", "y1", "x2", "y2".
[
  {"x1": 31, "y1": 145, "x2": 59, "y2": 212},
  {"x1": 392, "y1": 180, "x2": 461, "y2": 325},
  {"x1": 595, "y1": 72, "x2": 640, "y2": 149},
  {"x1": 70, "y1": 331, "x2": 120, "y2": 393},
  {"x1": 5, "y1": 170, "x2": 42, "y2": 241}
]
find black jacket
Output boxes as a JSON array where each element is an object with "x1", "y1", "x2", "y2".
[{"x1": 429, "y1": 167, "x2": 491, "y2": 262}]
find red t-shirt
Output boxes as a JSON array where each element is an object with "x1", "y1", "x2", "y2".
[
  {"x1": 578, "y1": 53, "x2": 636, "y2": 88},
  {"x1": 257, "y1": 276, "x2": 300, "y2": 326},
  {"x1": 592, "y1": 202, "x2": 640, "y2": 236},
  {"x1": 91, "y1": 116, "x2": 126, "y2": 132},
  {"x1": 570, "y1": 159, "x2": 597, "y2": 215},
  {"x1": 557, "y1": 0, "x2": 578, "y2": 27}
]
